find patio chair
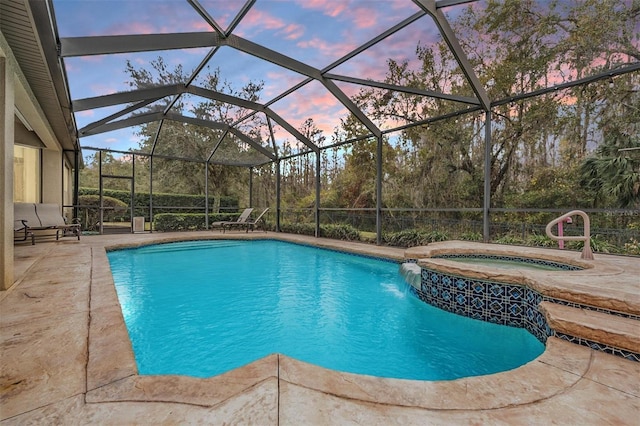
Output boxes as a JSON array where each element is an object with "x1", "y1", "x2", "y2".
[
  {"x1": 35, "y1": 203, "x2": 81, "y2": 241},
  {"x1": 211, "y1": 208, "x2": 254, "y2": 232},
  {"x1": 14, "y1": 203, "x2": 37, "y2": 244},
  {"x1": 14, "y1": 203, "x2": 80, "y2": 244},
  {"x1": 224, "y1": 208, "x2": 270, "y2": 233},
  {"x1": 14, "y1": 203, "x2": 41, "y2": 245}
]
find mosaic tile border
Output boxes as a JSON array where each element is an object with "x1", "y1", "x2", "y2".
[
  {"x1": 413, "y1": 266, "x2": 640, "y2": 362},
  {"x1": 541, "y1": 296, "x2": 640, "y2": 322},
  {"x1": 415, "y1": 268, "x2": 552, "y2": 343},
  {"x1": 555, "y1": 332, "x2": 640, "y2": 362},
  {"x1": 432, "y1": 254, "x2": 583, "y2": 271},
  {"x1": 406, "y1": 256, "x2": 639, "y2": 321}
]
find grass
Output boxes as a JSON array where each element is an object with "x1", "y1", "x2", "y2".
[{"x1": 360, "y1": 231, "x2": 377, "y2": 243}]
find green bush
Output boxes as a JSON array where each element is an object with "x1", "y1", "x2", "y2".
[
  {"x1": 459, "y1": 231, "x2": 483, "y2": 241},
  {"x1": 382, "y1": 229, "x2": 449, "y2": 247},
  {"x1": 566, "y1": 235, "x2": 621, "y2": 254},
  {"x1": 624, "y1": 238, "x2": 640, "y2": 255},
  {"x1": 526, "y1": 233, "x2": 556, "y2": 248},
  {"x1": 493, "y1": 233, "x2": 526, "y2": 245},
  {"x1": 319, "y1": 224, "x2": 360, "y2": 241},
  {"x1": 279, "y1": 222, "x2": 360, "y2": 241},
  {"x1": 154, "y1": 213, "x2": 238, "y2": 232},
  {"x1": 78, "y1": 187, "x2": 238, "y2": 220},
  {"x1": 77, "y1": 194, "x2": 128, "y2": 231},
  {"x1": 279, "y1": 222, "x2": 316, "y2": 236}
]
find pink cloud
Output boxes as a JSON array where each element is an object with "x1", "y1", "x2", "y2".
[
  {"x1": 105, "y1": 21, "x2": 156, "y2": 36},
  {"x1": 89, "y1": 83, "x2": 119, "y2": 97},
  {"x1": 198, "y1": 0, "x2": 243, "y2": 29},
  {"x1": 295, "y1": 0, "x2": 381, "y2": 29},
  {"x1": 233, "y1": 7, "x2": 308, "y2": 43},
  {"x1": 281, "y1": 23, "x2": 305, "y2": 40},
  {"x1": 249, "y1": 9, "x2": 289, "y2": 31},
  {"x1": 350, "y1": 7, "x2": 378, "y2": 29},
  {"x1": 184, "y1": 19, "x2": 215, "y2": 32},
  {"x1": 270, "y1": 82, "x2": 347, "y2": 135},
  {"x1": 295, "y1": 0, "x2": 347, "y2": 18},
  {"x1": 296, "y1": 37, "x2": 356, "y2": 60}
]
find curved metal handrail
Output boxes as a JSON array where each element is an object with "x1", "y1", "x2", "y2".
[{"x1": 545, "y1": 210, "x2": 594, "y2": 260}]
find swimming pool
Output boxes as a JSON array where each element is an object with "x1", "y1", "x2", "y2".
[{"x1": 107, "y1": 239, "x2": 544, "y2": 380}]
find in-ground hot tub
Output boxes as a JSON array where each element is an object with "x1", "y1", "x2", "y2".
[
  {"x1": 402, "y1": 241, "x2": 596, "y2": 343},
  {"x1": 431, "y1": 253, "x2": 584, "y2": 271}
]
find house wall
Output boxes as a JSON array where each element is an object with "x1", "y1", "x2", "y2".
[
  {"x1": 1, "y1": 34, "x2": 69, "y2": 291},
  {"x1": 42, "y1": 149, "x2": 62, "y2": 203},
  {"x1": 1, "y1": 56, "x2": 15, "y2": 291}
]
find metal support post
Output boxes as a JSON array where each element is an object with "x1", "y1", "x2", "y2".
[
  {"x1": 149, "y1": 156, "x2": 153, "y2": 232},
  {"x1": 249, "y1": 166, "x2": 253, "y2": 208},
  {"x1": 205, "y1": 161, "x2": 209, "y2": 229},
  {"x1": 315, "y1": 151, "x2": 321, "y2": 238},
  {"x1": 276, "y1": 160, "x2": 281, "y2": 232},
  {"x1": 483, "y1": 110, "x2": 492, "y2": 242},
  {"x1": 376, "y1": 135, "x2": 383, "y2": 245}
]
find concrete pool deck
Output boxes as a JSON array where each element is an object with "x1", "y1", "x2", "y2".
[{"x1": 1, "y1": 232, "x2": 639, "y2": 424}]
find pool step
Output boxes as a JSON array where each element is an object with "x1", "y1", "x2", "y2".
[{"x1": 540, "y1": 301, "x2": 640, "y2": 354}]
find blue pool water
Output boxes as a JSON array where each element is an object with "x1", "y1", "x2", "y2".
[{"x1": 107, "y1": 240, "x2": 544, "y2": 380}]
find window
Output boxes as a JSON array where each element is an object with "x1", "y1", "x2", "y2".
[{"x1": 14, "y1": 145, "x2": 41, "y2": 202}]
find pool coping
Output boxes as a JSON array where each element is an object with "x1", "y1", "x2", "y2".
[{"x1": 4, "y1": 232, "x2": 639, "y2": 423}]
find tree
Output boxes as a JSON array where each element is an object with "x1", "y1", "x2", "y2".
[
  {"x1": 124, "y1": 58, "x2": 267, "y2": 208},
  {"x1": 79, "y1": 152, "x2": 140, "y2": 191},
  {"x1": 580, "y1": 130, "x2": 640, "y2": 208}
]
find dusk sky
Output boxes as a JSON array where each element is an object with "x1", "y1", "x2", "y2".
[
  {"x1": 51, "y1": 0, "x2": 454, "y2": 158},
  {"x1": 49, "y1": 0, "x2": 638, "y2": 161}
]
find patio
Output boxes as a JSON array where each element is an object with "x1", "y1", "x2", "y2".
[{"x1": 1, "y1": 233, "x2": 638, "y2": 424}]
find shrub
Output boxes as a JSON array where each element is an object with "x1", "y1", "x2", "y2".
[
  {"x1": 623, "y1": 238, "x2": 640, "y2": 255},
  {"x1": 279, "y1": 223, "x2": 360, "y2": 241},
  {"x1": 77, "y1": 194, "x2": 128, "y2": 231},
  {"x1": 279, "y1": 222, "x2": 316, "y2": 236},
  {"x1": 566, "y1": 235, "x2": 620, "y2": 254},
  {"x1": 320, "y1": 224, "x2": 360, "y2": 241},
  {"x1": 493, "y1": 233, "x2": 526, "y2": 245},
  {"x1": 382, "y1": 229, "x2": 450, "y2": 247},
  {"x1": 154, "y1": 213, "x2": 237, "y2": 232},
  {"x1": 459, "y1": 231, "x2": 483, "y2": 241},
  {"x1": 526, "y1": 233, "x2": 556, "y2": 248},
  {"x1": 78, "y1": 187, "x2": 238, "y2": 220},
  {"x1": 359, "y1": 231, "x2": 377, "y2": 243},
  {"x1": 425, "y1": 230, "x2": 449, "y2": 243},
  {"x1": 382, "y1": 229, "x2": 423, "y2": 247}
]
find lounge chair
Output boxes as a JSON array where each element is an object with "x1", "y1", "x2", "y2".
[
  {"x1": 211, "y1": 208, "x2": 254, "y2": 233},
  {"x1": 14, "y1": 203, "x2": 40, "y2": 245},
  {"x1": 14, "y1": 212, "x2": 35, "y2": 245},
  {"x1": 36, "y1": 204, "x2": 81, "y2": 241},
  {"x1": 223, "y1": 208, "x2": 270, "y2": 233},
  {"x1": 14, "y1": 203, "x2": 81, "y2": 244}
]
